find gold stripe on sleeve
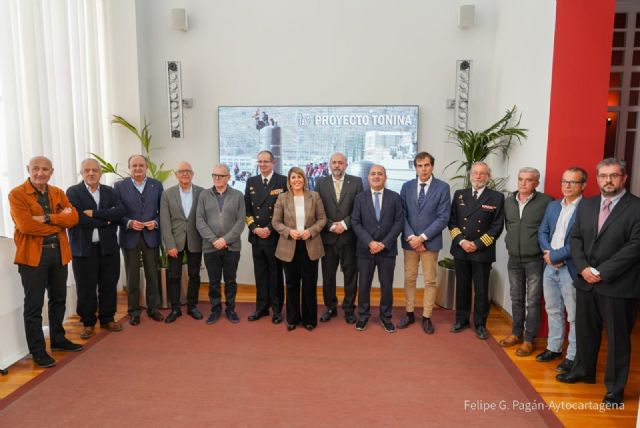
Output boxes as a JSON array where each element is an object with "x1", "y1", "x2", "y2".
[{"x1": 450, "y1": 228, "x2": 462, "y2": 239}]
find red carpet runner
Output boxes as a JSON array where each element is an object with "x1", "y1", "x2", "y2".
[{"x1": 0, "y1": 303, "x2": 561, "y2": 427}]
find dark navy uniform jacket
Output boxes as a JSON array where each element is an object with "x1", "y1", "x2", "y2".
[
  {"x1": 244, "y1": 173, "x2": 288, "y2": 246},
  {"x1": 448, "y1": 187, "x2": 504, "y2": 263}
]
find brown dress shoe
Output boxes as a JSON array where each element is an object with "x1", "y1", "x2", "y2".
[
  {"x1": 498, "y1": 334, "x2": 523, "y2": 347},
  {"x1": 80, "y1": 326, "x2": 95, "y2": 339},
  {"x1": 102, "y1": 321, "x2": 123, "y2": 332},
  {"x1": 515, "y1": 341, "x2": 535, "y2": 357}
]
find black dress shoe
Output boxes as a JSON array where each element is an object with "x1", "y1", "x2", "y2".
[
  {"x1": 345, "y1": 313, "x2": 356, "y2": 324},
  {"x1": 475, "y1": 325, "x2": 489, "y2": 340},
  {"x1": 450, "y1": 322, "x2": 470, "y2": 333},
  {"x1": 320, "y1": 308, "x2": 338, "y2": 322},
  {"x1": 51, "y1": 340, "x2": 83, "y2": 353},
  {"x1": 535, "y1": 349, "x2": 563, "y2": 362},
  {"x1": 603, "y1": 392, "x2": 623, "y2": 405},
  {"x1": 556, "y1": 358, "x2": 574, "y2": 373},
  {"x1": 355, "y1": 318, "x2": 368, "y2": 331},
  {"x1": 286, "y1": 323, "x2": 297, "y2": 331},
  {"x1": 272, "y1": 313, "x2": 283, "y2": 324},
  {"x1": 129, "y1": 315, "x2": 140, "y2": 326},
  {"x1": 381, "y1": 318, "x2": 396, "y2": 333},
  {"x1": 165, "y1": 310, "x2": 182, "y2": 324},
  {"x1": 187, "y1": 308, "x2": 203, "y2": 320},
  {"x1": 207, "y1": 310, "x2": 222, "y2": 325},
  {"x1": 32, "y1": 352, "x2": 56, "y2": 368},
  {"x1": 422, "y1": 317, "x2": 434, "y2": 334},
  {"x1": 556, "y1": 372, "x2": 596, "y2": 384},
  {"x1": 248, "y1": 310, "x2": 269, "y2": 321},
  {"x1": 148, "y1": 311, "x2": 164, "y2": 322},
  {"x1": 396, "y1": 313, "x2": 415, "y2": 329},
  {"x1": 226, "y1": 309, "x2": 240, "y2": 324},
  {"x1": 304, "y1": 324, "x2": 315, "y2": 331}
]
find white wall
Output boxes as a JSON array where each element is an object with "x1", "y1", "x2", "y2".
[
  {"x1": 487, "y1": 1, "x2": 556, "y2": 311},
  {"x1": 107, "y1": 0, "x2": 557, "y2": 311}
]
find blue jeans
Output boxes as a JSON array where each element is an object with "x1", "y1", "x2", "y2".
[
  {"x1": 543, "y1": 264, "x2": 576, "y2": 359},
  {"x1": 507, "y1": 258, "x2": 544, "y2": 342}
]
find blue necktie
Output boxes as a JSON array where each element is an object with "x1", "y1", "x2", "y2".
[
  {"x1": 374, "y1": 192, "x2": 381, "y2": 221},
  {"x1": 418, "y1": 183, "x2": 426, "y2": 207}
]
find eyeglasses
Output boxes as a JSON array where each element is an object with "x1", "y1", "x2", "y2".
[
  {"x1": 176, "y1": 169, "x2": 193, "y2": 174},
  {"x1": 560, "y1": 180, "x2": 584, "y2": 186},
  {"x1": 257, "y1": 160, "x2": 272, "y2": 164},
  {"x1": 596, "y1": 173, "x2": 624, "y2": 180},
  {"x1": 212, "y1": 174, "x2": 229, "y2": 179}
]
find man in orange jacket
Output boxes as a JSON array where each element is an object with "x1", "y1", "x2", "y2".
[{"x1": 9, "y1": 156, "x2": 83, "y2": 368}]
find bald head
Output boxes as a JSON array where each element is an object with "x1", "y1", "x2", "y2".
[
  {"x1": 28, "y1": 156, "x2": 52, "y2": 169},
  {"x1": 27, "y1": 156, "x2": 54, "y2": 192},
  {"x1": 368, "y1": 164, "x2": 387, "y2": 192},
  {"x1": 330, "y1": 152, "x2": 347, "y2": 179}
]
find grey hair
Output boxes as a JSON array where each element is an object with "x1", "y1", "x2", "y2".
[
  {"x1": 596, "y1": 158, "x2": 626, "y2": 175},
  {"x1": 213, "y1": 163, "x2": 230, "y2": 175},
  {"x1": 128, "y1": 154, "x2": 147, "y2": 167},
  {"x1": 470, "y1": 161, "x2": 491, "y2": 176},
  {"x1": 518, "y1": 167, "x2": 540, "y2": 180},
  {"x1": 79, "y1": 158, "x2": 100, "y2": 174}
]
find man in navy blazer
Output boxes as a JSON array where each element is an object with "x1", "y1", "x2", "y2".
[
  {"x1": 67, "y1": 159, "x2": 125, "y2": 338},
  {"x1": 113, "y1": 155, "x2": 164, "y2": 325},
  {"x1": 398, "y1": 151, "x2": 450, "y2": 334},
  {"x1": 352, "y1": 164, "x2": 404, "y2": 333},
  {"x1": 536, "y1": 167, "x2": 586, "y2": 372},
  {"x1": 557, "y1": 158, "x2": 640, "y2": 406}
]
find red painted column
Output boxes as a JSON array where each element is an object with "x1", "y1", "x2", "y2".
[
  {"x1": 545, "y1": 0, "x2": 615, "y2": 198},
  {"x1": 538, "y1": 0, "x2": 615, "y2": 338}
]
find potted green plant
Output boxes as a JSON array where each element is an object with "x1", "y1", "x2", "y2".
[{"x1": 445, "y1": 106, "x2": 528, "y2": 190}]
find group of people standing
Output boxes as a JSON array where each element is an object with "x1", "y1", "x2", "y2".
[{"x1": 8, "y1": 151, "x2": 639, "y2": 407}]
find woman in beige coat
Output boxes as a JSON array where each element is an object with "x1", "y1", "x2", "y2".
[{"x1": 272, "y1": 167, "x2": 326, "y2": 331}]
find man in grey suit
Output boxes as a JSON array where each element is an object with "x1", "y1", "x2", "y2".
[
  {"x1": 197, "y1": 164, "x2": 246, "y2": 325},
  {"x1": 160, "y1": 161, "x2": 204, "y2": 323},
  {"x1": 316, "y1": 152, "x2": 363, "y2": 324}
]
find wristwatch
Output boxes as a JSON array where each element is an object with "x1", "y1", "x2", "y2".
[{"x1": 44, "y1": 214, "x2": 50, "y2": 224}]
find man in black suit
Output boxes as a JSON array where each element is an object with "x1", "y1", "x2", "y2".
[
  {"x1": 557, "y1": 158, "x2": 640, "y2": 406},
  {"x1": 244, "y1": 150, "x2": 288, "y2": 323},
  {"x1": 351, "y1": 164, "x2": 404, "y2": 333},
  {"x1": 67, "y1": 158, "x2": 125, "y2": 339},
  {"x1": 316, "y1": 152, "x2": 363, "y2": 324},
  {"x1": 448, "y1": 161, "x2": 504, "y2": 340}
]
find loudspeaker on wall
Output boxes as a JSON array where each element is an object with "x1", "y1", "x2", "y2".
[
  {"x1": 458, "y1": 5, "x2": 475, "y2": 30},
  {"x1": 172, "y1": 8, "x2": 188, "y2": 32}
]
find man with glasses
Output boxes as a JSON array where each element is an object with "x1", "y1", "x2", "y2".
[
  {"x1": 536, "y1": 167, "x2": 586, "y2": 373},
  {"x1": 197, "y1": 164, "x2": 246, "y2": 324},
  {"x1": 244, "y1": 151, "x2": 287, "y2": 323},
  {"x1": 557, "y1": 158, "x2": 640, "y2": 406},
  {"x1": 449, "y1": 162, "x2": 504, "y2": 340},
  {"x1": 160, "y1": 161, "x2": 204, "y2": 323},
  {"x1": 499, "y1": 167, "x2": 552, "y2": 356}
]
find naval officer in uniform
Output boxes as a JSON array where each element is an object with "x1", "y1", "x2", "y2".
[
  {"x1": 244, "y1": 150, "x2": 288, "y2": 323},
  {"x1": 448, "y1": 161, "x2": 504, "y2": 340}
]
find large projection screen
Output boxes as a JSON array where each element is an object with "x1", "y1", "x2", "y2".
[{"x1": 219, "y1": 106, "x2": 419, "y2": 193}]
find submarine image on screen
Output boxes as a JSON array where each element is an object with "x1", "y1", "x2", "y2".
[{"x1": 218, "y1": 106, "x2": 418, "y2": 193}]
